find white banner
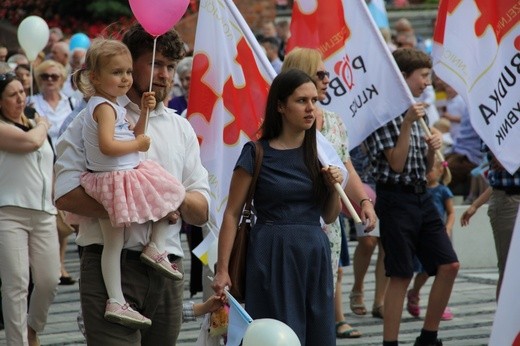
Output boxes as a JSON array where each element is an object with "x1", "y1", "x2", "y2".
[
  {"x1": 432, "y1": 0, "x2": 520, "y2": 174},
  {"x1": 287, "y1": 0, "x2": 413, "y2": 148},
  {"x1": 188, "y1": 0, "x2": 349, "y2": 241},
  {"x1": 187, "y1": 0, "x2": 274, "y2": 236}
]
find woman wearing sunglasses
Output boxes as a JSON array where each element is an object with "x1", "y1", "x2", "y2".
[
  {"x1": 0, "y1": 68, "x2": 60, "y2": 346},
  {"x1": 31, "y1": 59, "x2": 73, "y2": 147},
  {"x1": 32, "y1": 59, "x2": 78, "y2": 287},
  {"x1": 281, "y1": 48, "x2": 378, "y2": 339}
]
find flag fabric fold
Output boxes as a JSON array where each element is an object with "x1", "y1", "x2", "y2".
[
  {"x1": 287, "y1": 0, "x2": 414, "y2": 148},
  {"x1": 431, "y1": 0, "x2": 520, "y2": 174},
  {"x1": 192, "y1": 230, "x2": 218, "y2": 268},
  {"x1": 225, "y1": 290, "x2": 253, "y2": 346}
]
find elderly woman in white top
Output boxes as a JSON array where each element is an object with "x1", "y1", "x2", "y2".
[
  {"x1": 0, "y1": 70, "x2": 60, "y2": 346},
  {"x1": 32, "y1": 59, "x2": 77, "y2": 285},
  {"x1": 31, "y1": 59, "x2": 75, "y2": 146}
]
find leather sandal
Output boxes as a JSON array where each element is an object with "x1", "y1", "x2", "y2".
[
  {"x1": 349, "y1": 291, "x2": 367, "y2": 315},
  {"x1": 372, "y1": 305, "x2": 384, "y2": 319},
  {"x1": 335, "y1": 321, "x2": 362, "y2": 339}
]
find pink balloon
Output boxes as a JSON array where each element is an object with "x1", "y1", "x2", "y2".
[{"x1": 129, "y1": 0, "x2": 190, "y2": 37}]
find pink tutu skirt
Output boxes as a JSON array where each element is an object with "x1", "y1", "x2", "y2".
[{"x1": 81, "y1": 160, "x2": 186, "y2": 228}]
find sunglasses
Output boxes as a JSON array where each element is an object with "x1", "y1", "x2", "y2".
[
  {"x1": 40, "y1": 73, "x2": 61, "y2": 81},
  {"x1": 316, "y1": 70, "x2": 330, "y2": 81},
  {"x1": 0, "y1": 72, "x2": 16, "y2": 81}
]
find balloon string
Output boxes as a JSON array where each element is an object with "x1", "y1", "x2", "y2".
[
  {"x1": 30, "y1": 63, "x2": 34, "y2": 99},
  {"x1": 144, "y1": 36, "x2": 158, "y2": 135}
]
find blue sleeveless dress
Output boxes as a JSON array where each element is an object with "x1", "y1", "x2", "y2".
[{"x1": 236, "y1": 140, "x2": 335, "y2": 346}]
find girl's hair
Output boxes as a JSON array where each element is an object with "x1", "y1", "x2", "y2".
[
  {"x1": 73, "y1": 39, "x2": 131, "y2": 97},
  {"x1": 281, "y1": 47, "x2": 321, "y2": 78},
  {"x1": 34, "y1": 59, "x2": 67, "y2": 90},
  {"x1": 259, "y1": 69, "x2": 328, "y2": 203}
]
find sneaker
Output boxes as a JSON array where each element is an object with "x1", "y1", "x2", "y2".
[
  {"x1": 104, "y1": 299, "x2": 152, "y2": 329},
  {"x1": 141, "y1": 242, "x2": 183, "y2": 280},
  {"x1": 441, "y1": 306, "x2": 454, "y2": 321},
  {"x1": 414, "y1": 337, "x2": 443, "y2": 346},
  {"x1": 407, "y1": 289, "x2": 420, "y2": 317}
]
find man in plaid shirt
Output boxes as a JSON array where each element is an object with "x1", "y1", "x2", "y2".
[{"x1": 364, "y1": 48, "x2": 459, "y2": 346}]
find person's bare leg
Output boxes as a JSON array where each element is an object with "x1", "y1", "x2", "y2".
[
  {"x1": 423, "y1": 262, "x2": 459, "y2": 331},
  {"x1": 351, "y1": 236, "x2": 377, "y2": 314},
  {"x1": 59, "y1": 234, "x2": 70, "y2": 278},
  {"x1": 411, "y1": 272, "x2": 429, "y2": 295},
  {"x1": 335, "y1": 267, "x2": 361, "y2": 337},
  {"x1": 28, "y1": 325, "x2": 40, "y2": 346},
  {"x1": 335, "y1": 267, "x2": 345, "y2": 322},
  {"x1": 373, "y1": 243, "x2": 389, "y2": 310},
  {"x1": 383, "y1": 276, "x2": 411, "y2": 342}
]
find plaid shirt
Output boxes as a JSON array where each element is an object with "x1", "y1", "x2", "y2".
[
  {"x1": 364, "y1": 113, "x2": 428, "y2": 185},
  {"x1": 484, "y1": 145, "x2": 520, "y2": 188},
  {"x1": 182, "y1": 301, "x2": 196, "y2": 322}
]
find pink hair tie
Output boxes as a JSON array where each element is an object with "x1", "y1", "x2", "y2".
[{"x1": 442, "y1": 161, "x2": 449, "y2": 168}]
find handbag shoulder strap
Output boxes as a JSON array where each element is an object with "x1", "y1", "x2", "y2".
[{"x1": 243, "y1": 141, "x2": 264, "y2": 214}]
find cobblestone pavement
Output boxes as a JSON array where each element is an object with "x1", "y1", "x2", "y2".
[{"x1": 0, "y1": 236, "x2": 497, "y2": 345}]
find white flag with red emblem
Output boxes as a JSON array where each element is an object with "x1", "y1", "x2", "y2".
[
  {"x1": 188, "y1": 0, "x2": 348, "y2": 252},
  {"x1": 286, "y1": 0, "x2": 414, "y2": 148},
  {"x1": 431, "y1": 0, "x2": 520, "y2": 174},
  {"x1": 187, "y1": 0, "x2": 274, "y2": 261}
]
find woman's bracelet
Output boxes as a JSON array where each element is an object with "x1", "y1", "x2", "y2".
[{"x1": 359, "y1": 198, "x2": 373, "y2": 206}]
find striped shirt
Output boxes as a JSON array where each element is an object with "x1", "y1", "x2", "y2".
[{"x1": 364, "y1": 113, "x2": 428, "y2": 185}]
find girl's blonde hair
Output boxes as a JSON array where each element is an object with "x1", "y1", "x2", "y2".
[
  {"x1": 281, "y1": 47, "x2": 322, "y2": 78},
  {"x1": 73, "y1": 38, "x2": 131, "y2": 97}
]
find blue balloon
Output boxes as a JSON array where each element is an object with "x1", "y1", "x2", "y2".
[{"x1": 69, "y1": 33, "x2": 90, "y2": 51}]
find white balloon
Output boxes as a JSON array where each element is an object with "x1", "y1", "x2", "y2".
[
  {"x1": 17, "y1": 16, "x2": 49, "y2": 61},
  {"x1": 243, "y1": 318, "x2": 301, "y2": 346}
]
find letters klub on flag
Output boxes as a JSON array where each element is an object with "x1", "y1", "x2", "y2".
[
  {"x1": 432, "y1": 0, "x2": 520, "y2": 174},
  {"x1": 286, "y1": 0, "x2": 414, "y2": 148},
  {"x1": 186, "y1": 0, "x2": 273, "y2": 237}
]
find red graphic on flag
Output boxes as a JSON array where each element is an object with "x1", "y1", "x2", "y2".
[
  {"x1": 286, "y1": 0, "x2": 350, "y2": 59},
  {"x1": 474, "y1": 0, "x2": 520, "y2": 50},
  {"x1": 188, "y1": 53, "x2": 219, "y2": 124},
  {"x1": 222, "y1": 38, "x2": 269, "y2": 144},
  {"x1": 514, "y1": 332, "x2": 520, "y2": 346},
  {"x1": 334, "y1": 55, "x2": 354, "y2": 90},
  {"x1": 187, "y1": 38, "x2": 268, "y2": 146},
  {"x1": 433, "y1": 0, "x2": 462, "y2": 45}
]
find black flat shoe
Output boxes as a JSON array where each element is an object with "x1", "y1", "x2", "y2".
[{"x1": 59, "y1": 276, "x2": 76, "y2": 285}]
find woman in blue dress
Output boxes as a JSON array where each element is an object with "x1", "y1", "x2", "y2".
[{"x1": 213, "y1": 69, "x2": 343, "y2": 345}]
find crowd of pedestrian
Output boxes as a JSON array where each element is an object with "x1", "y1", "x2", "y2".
[{"x1": 0, "y1": 2, "x2": 517, "y2": 346}]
